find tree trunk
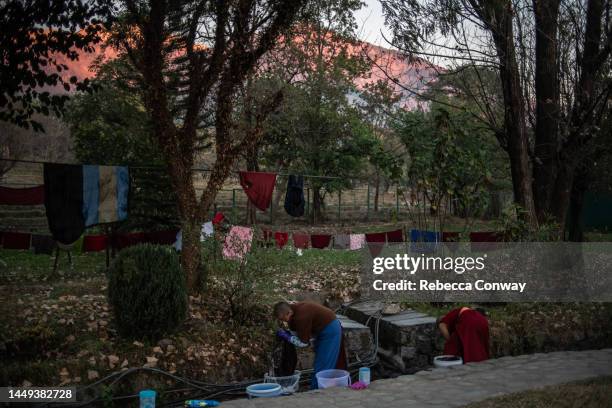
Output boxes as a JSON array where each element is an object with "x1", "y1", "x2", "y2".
[
  {"x1": 180, "y1": 219, "x2": 201, "y2": 290},
  {"x1": 566, "y1": 166, "x2": 589, "y2": 242},
  {"x1": 532, "y1": 0, "x2": 561, "y2": 220},
  {"x1": 374, "y1": 170, "x2": 380, "y2": 212},
  {"x1": 311, "y1": 187, "x2": 324, "y2": 224},
  {"x1": 480, "y1": 0, "x2": 538, "y2": 226}
]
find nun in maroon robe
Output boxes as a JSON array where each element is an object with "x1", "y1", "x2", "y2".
[{"x1": 438, "y1": 307, "x2": 490, "y2": 363}]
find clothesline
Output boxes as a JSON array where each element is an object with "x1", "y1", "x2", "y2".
[{"x1": 0, "y1": 157, "x2": 343, "y2": 180}]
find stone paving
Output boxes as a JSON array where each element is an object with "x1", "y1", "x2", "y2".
[{"x1": 222, "y1": 349, "x2": 612, "y2": 407}]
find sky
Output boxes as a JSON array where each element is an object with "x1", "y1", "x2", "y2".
[{"x1": 353, "y1": 0, "x2": 393, "y2": 47}]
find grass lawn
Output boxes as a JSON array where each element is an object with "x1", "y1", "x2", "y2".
[{"x1": 465, "y1": 376, "x2": 612, "y2": 408}]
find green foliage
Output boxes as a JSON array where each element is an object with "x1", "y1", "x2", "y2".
[
  {"x1": 496, "y1": 204, "x2": 562, "y2": 242},
  {"x1": 395, "y1": 106, "x2": 497, "y2": 217},
  {"x1": 107, "y1": 244, "x2": 187, "y2": 340},
  {"x1": 65, "y1": 57, "x2": 179, "y2": 229},
  {"x1": 0, "y1": 0, "x2": 114, "y2": 131}
]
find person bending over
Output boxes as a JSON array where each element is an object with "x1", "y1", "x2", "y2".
[
  {"x1": 438, "y1": 306, "x2": 489, "y2": 363},
  {"x1": 273, "y1": 301, "x2": 346, "y2": 389}
]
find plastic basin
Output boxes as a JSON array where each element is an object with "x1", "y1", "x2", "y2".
[
  {"x1": 433, "y1": 355, "x2": 463, "y2": 368},
  {"x1": 246, "y1": 383, "x2": 282, "y2": 398},
  {"x1": 264, "y1": 371, "x2": 301, "y2": 394},
  {"x1": 315, "y1": 369, "x2": 351, "y2": 389}
]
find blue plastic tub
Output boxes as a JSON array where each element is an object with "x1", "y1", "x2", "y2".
[{"x1": 246, "y1": 383, "x2": 282, "y2": 398}]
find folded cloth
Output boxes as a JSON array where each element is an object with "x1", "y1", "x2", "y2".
[
  {"x1": 386, "y1": 229, "x2": 404, "y2": 243},
  {"x1": 292, "y1": 233, "x2": 310, "y2": 249},
  {"x1": 2, "y1": 232, "x2": 31, "y2": 250},
  {"x1": 333, "y1": 234, "x2": 350, "y2": 250},
  {"x1": 442, "y1": 231, "x2": 460, "y2": 242},
  {"x1": 223, "y1": 226, "x2": 253, "y2": 260},
  {"x1": 31, "y1": 234, "x2": 55, "y2": 254},
  {"x1": 82, "y1": 235, "x2": 108, "y2": 252},
  {"x1": 311, "y1": 234, "x2": 331, "y2": 249},
  {"x1": 145, "y1": 229, "x2": 179, "y2": 245},
  {"x1": 0, "y1": 185, "x2": 45, "y2": 205},
  {"x1": 274, "y1": 232, "x2": 289, "y2": 249},
  {"x1": 469, "y1": 231, "x2": 503, "y2": 242},
  {"x1": 349, "y1": 234, "x2": 365, "y2": 250},
  {"x1": 113, "y1": 232, "x2": 146, "y2": 250},
  {"x1": 365, "y1": 232, "x2": 386, "y2": 257},
  {"x1": 239, "y1": 171, "x2": 277, "y2": 211}
]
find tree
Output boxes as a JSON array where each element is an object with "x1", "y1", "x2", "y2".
[
  {"x1": 381, "y1": 0, "x2": 612, "y2": 233},
  {"x1": 112, "y1": 0, "x2": 309, "y2": 290},
  {"x1": 0, "y1": 0, "x2": 114, "y2": 131},
  {"x1": 65, "y1": 57, "x2": 180, "y2": 229}
]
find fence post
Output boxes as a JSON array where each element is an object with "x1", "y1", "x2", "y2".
[
  {"x1": 396, "y1": 186, "x2": 399, "y2": 215},
  {"x1": 366, "y1": 184, "x2": 370, "y2": 220},
  {"x1": 232, "y1": 189, "x2": 236, "y2": 220},
  {"x1": 338, "y1": 190, "x2": 342, "y2": 221},
  {"x1": 306, "y1": 188, "x2": 310, "y2": 218}
]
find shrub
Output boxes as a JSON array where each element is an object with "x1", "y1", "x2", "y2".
[{"x1": 108, "y1": 244, "x2": 187, "y2": 339}]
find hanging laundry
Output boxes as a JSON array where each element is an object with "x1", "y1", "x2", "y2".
[
  {"x1": 292, "y1": 233, "x2": 310, "y2": 249},
  {"x1": 113, "y1": 232, "x2": 146, "y2": 250},
  {"x1": 410, "y1": 229, "x2": 440, "y2": 253},
  {"x1": 82, "y1": 235, "x2": 108, "y2": 252},
  {"x1": 349, "y1": 234, "x2": 365, "y2": 250},
  {"x1": 223, "y1": 226, "x2": 253, "y2": 260},
  {"x1": 311, "y1": 234, "x2": 331, "y2": 249},
  {"x1": 174, "y1": 230, "x2": 182, "y2": 251},
  {"x1": 274, "y1": 232, "x2": 289, "y2": 249},
  {"x1": 442, "y1": 231, "x2": 460, "y2": 242},
  {"x1": 82, "y1": 165, "x2": 129, "y2": 227},
  {"x1": 212, "y1": 212, "x2": 225, "y2": 225},
  {"x1": 365, "y1": 232, "x2": 386, "y2": 257},
  {"x1": 201, "y1": 222, "x2": 214, "y2": 240},
  {"x1": 0, "y1": 185, "x2": 45, "y2": 205},
  {"x1": 239, "y1": 171, "x2": 277, "y2": 211},
  {"x1": 31, "y1": 234, "x2": 56, "y2": 254},
  {"x1": 145, "y1": 229, "x2": 179, "y2": 245},
  {"x1": 333, "y1": 234, "x2": 350, "y2": 250},
  {"x1": 470, "y1": 231, "x2": 503, "y2": 252},
  {"x1": 386, "y1": 229, "x2": 404, "y2": 243},
  {"x1": 284, "y1": 175, "x2": 305, "y2": 217},
  {"x1": 44, "y1": 163, "x2": 85, "y2": 245},
  {"x1": 2, "y1": 232, "x2": 31, "y2": 250}
]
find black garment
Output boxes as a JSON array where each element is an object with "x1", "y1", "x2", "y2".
[
  {"x1": 31, "y1": 234, "x2": 56, "y2": 255},
  {"x1": 284, "y1": 175, "x2": 305, "y2": 217},
  {"x1": 44, "y1": 163, "x2": 85, "y2": 245},
  {"x1": 272, "y1": 338, "x2": 297, "y2": 376}
]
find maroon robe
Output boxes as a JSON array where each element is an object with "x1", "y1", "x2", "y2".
[{"x1": 440, "y1": 308, "x2": 489, "y2": 363}]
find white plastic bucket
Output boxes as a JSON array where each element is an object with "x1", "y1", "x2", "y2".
[
  {"x1": 315, "y1": 369, "x2": 351, "y2": 389},
  {"x1": 433, "y1": 355, "x2": 463, "y2": 368},
  {"x1": 264, "y1": 371, "x2": 301, "y2": 394}
]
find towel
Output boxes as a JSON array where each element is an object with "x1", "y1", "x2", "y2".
[
  {"x1": 82, "y1": 165, "x2": 129, "y2": 227},
  {"x1": 349, "y1": 234, "x2": 365, "y2": 250},
  {"x1": 311, "y1": 234, "x2": 331, "y2": 249},
  {"x1": 2, "y1": 232, "x2": 31, "y2": 250},
  {"x1": 386, "y1": 229, "x2": 404, "y2": 243},
  {"x1": 0, "y1": 185, "x2": 45, "y2": 205},
  {"x1": 292, "y1": 233, "x2": 310, "y2": 249},
  {"x1": 44, "y1": 163, "x2": 85, "y2": 245},
  {"x1": 82, "y1": 235, "x2": 108, "y2": 252},
  {"x1": 333, "y1": 234, "x2": 350, "y2": 250},
  {"x1": 223, "y1": 226, "x2": 253, "y2": 260},
  {"x1": 274, "y1": 232, "x2": 289, "y2": 249},
  {"x1": 365, "y1": 232, "x2": 386, "y2": 257}
]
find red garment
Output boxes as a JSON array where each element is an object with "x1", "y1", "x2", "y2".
[
  {"x1": 2, "y1": 232, "x2": 31, "y2": 250},
  {"x1": 0, "y1": 185, "x2": 45, "y2": 205},
  {"x1": 212, "y1": 212, "x2": 225, "y2": 225},
  {"x1": 239, "y1": 171, "x2": 277, "y2": 211},
  {"x1": 386, "y1": 229, "x2": 404, "y2": 243},
  {"x1": 470, "y1": 231, "x2": 503, "y2": 252},
  {"x1": 274, "y1": 232, "x2": 289, "y2": 249},
  {"x1": 113, "y1": 232, "x2": 146, "y2": 250},
  {"x1": 311, "y1": 234, "x2": 331, "y2": 249},
  {"x1": 365, "y1": 232, "x2": 386, "y2": 257},
  {"x1": 82, "y1": 235, "x2": 108, "y2": 252},
  {"x1": 441, "y1": 308, "x2": 489, "y2": 363},
  {"x1": 292, "y1": 233, "x2": 310, "y2": 249},
  {"x1": 442, "y1": 232, "x2": 460, "y2": 242},
  {"x1": 145, "y1": 230, "x2": 179, "y2": 245}
]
